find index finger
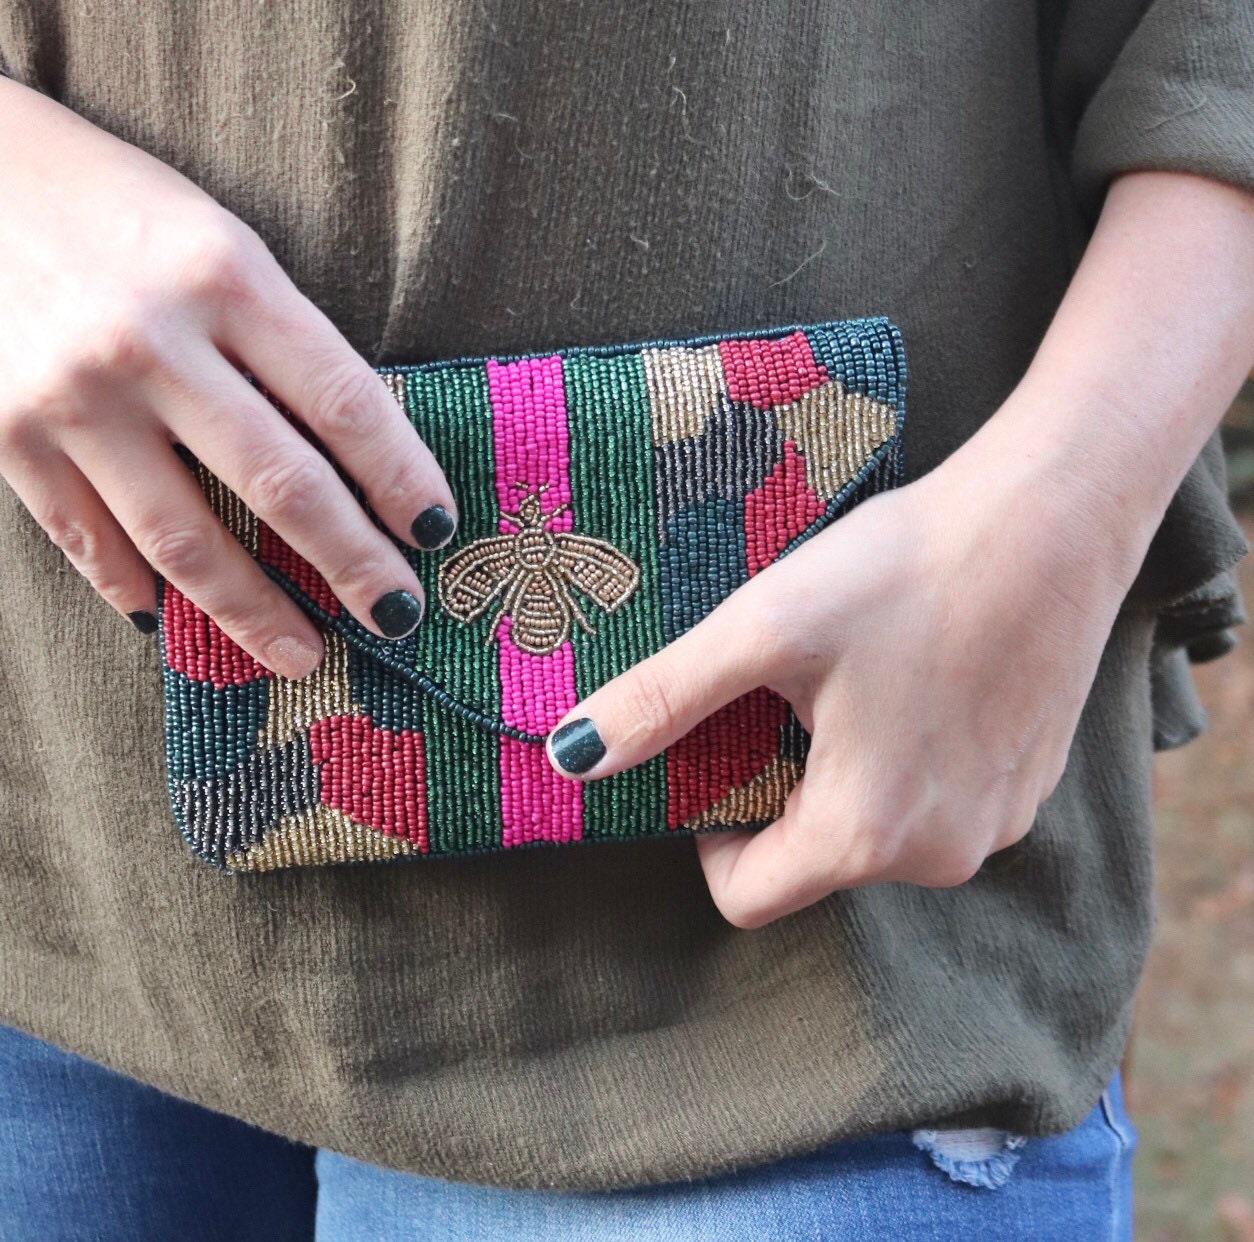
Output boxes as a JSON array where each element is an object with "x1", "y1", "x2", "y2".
[{"x1": 544, "y1": 582, "x2": 773, "y2": 779}]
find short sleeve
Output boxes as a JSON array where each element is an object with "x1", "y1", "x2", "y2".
[{"x1": 1049, "y1": 0, "x2": 1254, "y2": 219}]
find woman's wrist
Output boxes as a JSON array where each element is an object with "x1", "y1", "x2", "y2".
[
  {"x1": 929, "y1": 390, "x2": 1154, "y2": 621},
  {"x1": 942, "y1": 171, "x2": 1254, "y2": 611},
  {"x1": 988, "y1": 381, "x2": 1173, "y2": 592}
]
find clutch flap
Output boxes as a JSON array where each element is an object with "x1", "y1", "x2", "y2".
[{"x1": 234, "y1": 318, "x2": 906, "y2": 741}]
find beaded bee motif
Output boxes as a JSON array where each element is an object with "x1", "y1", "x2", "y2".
[{"x1": 438, "y1": 486, "x2": 641, "y2": 656}]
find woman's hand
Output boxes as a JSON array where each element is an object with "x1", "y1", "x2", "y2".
[
  {"x1": 0, "y1": 75, "x2": 457, "y2": 679},
  {"x1": 544, "y1": 403, "x2": 1128, "y2": 927},
  {"x1": 545, "y1": 170, "x2": 1254, "y2": 927}
]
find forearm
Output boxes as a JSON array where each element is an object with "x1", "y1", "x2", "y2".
[{"x1": 958, "y1": 170, "x2": 1254, "y2": 599}]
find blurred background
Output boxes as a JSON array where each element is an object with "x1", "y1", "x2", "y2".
[{"x1": 1132, "y1": 381, "x2": 1254, "y2": 1241}]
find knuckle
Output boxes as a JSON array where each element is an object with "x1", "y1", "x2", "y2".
[
  {"x1": 172, "y1": 216, "x2": 262, "y2": 306},
  {"x1": 923, "y1": 852, "x2": 985, "y2": 889},
  {"x1": 142, "y1": 519, "x2": 216, "y2": 580},
  {"x1": 0, "y1": 401, "x2": 46, "y2": 454},
  {"x1": 68, "y1": 313, "x2": 167, "y2": 386},
  {"x1": 339, "y1": 555, "x2": 393, "y2": 601},
  {"x1": 82, "y1": 560, "x2": 134, "y2": 603},
  {"x1": 373, "y1": 455, "x2": 428, "y2": 515},
  {"x1": 45, "y1": 514, "x2": 107, "y2": 578},
  {"x1": 316, "y1": 544, "x2": 397, "y2": 605},
  {"x1": 993, "y1": 828, "x2": 1030, "y2": 859},
  {"x1": 213, "y1": 587, "x2": 287, "y2": 647},
  {"x1": 4, "y1": 362, "x2": 111, "y2": 443},
  {"x1": 248, "y1": 450, "x2": 327, "y2": 525},
  {"x1": 996, "y1": 805, "x2": 1037, "y2": 852},
  {"x1": 306, "y1": 364, "x2": 386, "y2": 439}
]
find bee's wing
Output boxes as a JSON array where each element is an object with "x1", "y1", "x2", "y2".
[
  {"x1": 551, "y1": 534, "x2": 641, "y2": 613},
  {"x1": 437, "y1": 535, "x2": 520, "y2": 623}
]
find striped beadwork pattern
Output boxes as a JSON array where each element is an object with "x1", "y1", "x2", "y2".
[{"x1": 157, "y1": 317, "x2": 906, "y2": 870}]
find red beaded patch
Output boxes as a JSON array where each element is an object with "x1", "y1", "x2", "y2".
[
  {"x1": 308, "y1": 714, "x2": 430, "y2": 850},
  {"x1": 718, "y1": 331, "x2": 829, "y2": 411}
]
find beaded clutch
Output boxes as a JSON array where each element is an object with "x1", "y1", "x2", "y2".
[{"x1": 157, "y1": 317, "x2": 906, "y2": 871}]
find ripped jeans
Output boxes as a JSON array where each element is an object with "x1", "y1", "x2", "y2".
[{"x1": 0, "y1": 1022, "x2": 1134, "y2": 1242}]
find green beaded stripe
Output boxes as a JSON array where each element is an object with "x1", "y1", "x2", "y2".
[
  {"x1": 398, "y1": 364, "x2": 504, "y2": 853},
  {"x1": 563, "y1": 350, "x2": 668, "y2": 840}
]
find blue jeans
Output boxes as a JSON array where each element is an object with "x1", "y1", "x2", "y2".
[{"x1": 0, "y1": 1022, "x2": 1134, "y2": 1240}]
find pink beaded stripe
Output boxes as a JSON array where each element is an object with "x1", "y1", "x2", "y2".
[{"x1": 486, "y1": 356, "x2": 583, "y2": 846}]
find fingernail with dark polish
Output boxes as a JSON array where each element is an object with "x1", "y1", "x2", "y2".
[
  {"x1": 548, "y1": 718, "x2": 606, "y2": 776},
  {"x1": 370, "y1": 589, "x2": 424, "y2": 638},
  {"x1": 411, "y1": 505, "x2": 456, "y2": 550},
  {"x1": 128, "y1": 609, "x2": 158, "y2": 635}
]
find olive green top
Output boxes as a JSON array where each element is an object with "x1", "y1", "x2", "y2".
[{"x1": 0, "y1": 0, "x2": 1249, "y2": 1190}]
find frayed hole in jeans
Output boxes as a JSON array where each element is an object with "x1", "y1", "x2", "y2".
[{"x1": 910, "y1": 1127, "x2": 1028, "y2": 1189}]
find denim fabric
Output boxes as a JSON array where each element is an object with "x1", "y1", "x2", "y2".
[
  {"x1": 0, "y1": 1024, "x2": 316, "y2": 1242},
  {"x1": 0, "y1": 1023, "x2": 1135, "y2": 1241}
]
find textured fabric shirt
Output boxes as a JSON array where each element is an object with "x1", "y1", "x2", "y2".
[{"x1": 0, "y1": 0, "x2": 1250, "y2": 1190}]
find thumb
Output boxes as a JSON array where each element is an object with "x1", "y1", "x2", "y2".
[{"x1": 544, "y1": 589, "x2": 767, "y2": 780}]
